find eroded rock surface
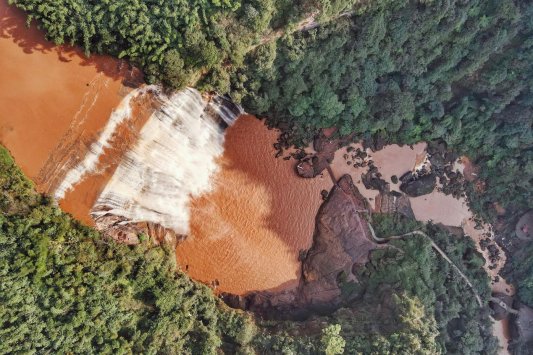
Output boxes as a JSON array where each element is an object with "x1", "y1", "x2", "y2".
[
  {"x1": 230, "y1": 175, "x2": 378, "y2": 315},
  {"x1": 375, "y1": 190, "x2": 415, "y2": 219},
  {"x1": 299, "y1": 174, "x2": 378, "y2": 307}
]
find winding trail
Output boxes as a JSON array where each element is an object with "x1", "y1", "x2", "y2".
[
  {"x1": 328, "y1": 157, "x2": 520, "y2": 313},
  {"x1": 367, "y1": 225, "x2": 483, "y2": 306},
  {"x1": 328, "y1": 168, "x2": 482, "y2": 307}
]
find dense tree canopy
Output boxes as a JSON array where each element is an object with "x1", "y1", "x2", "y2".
[
  {"x1": 234, "y1": 0, "x2": 532, "y2": 220},
  {"x1": 0, "y1": 147, "x2": 255, "y2": 354},
  {"x1": 253, "y1": 215, "x2": 498, "y2": 354},
  {"x1": 8, "y1": 0, "x2": 359, "y2": 91},
  {"x1": 4, "y1": 0, "x2": 532, "y2": 353}
]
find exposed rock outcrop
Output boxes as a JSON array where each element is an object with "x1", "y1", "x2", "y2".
[
  {"x1": 299, "y1": 174, "x2": 378, "y2": 308},
  {"x1": 296, "y1": 134, "x2": 339, "y2": 178},
  {"x1": 489, "y1": 293, "x2": 515, "y2": 321},
  {"x1": 375, "y1": 190, "x2": 415, "y2": 219},
  {"x1": 399, "y1": 171, "x2": 436, "y2": 197},
  {"x1": 231, "y1": 175, "x2": 379, "y2": 316},
  {"x1": 361, "y1": 163, "x2": 388, "y2": 191}
]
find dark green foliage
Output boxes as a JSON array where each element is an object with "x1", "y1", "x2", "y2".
[
  {"x1": 7, "y1": 0, "x2": 365, "y2": 91},
  {"x1": 254, "y1": 214, "x2": 498, "y2": 354},
  {"x1": 508, "y1": 241, "x2": 533, "y2": 308},
  {"x1": 8, "y1": 0, "x2": 263, "y2": 90},
  {"x1": 234, "y1": 0, "x2": 532, "y2": 219},
  {"x1": 360, "y1": 215, "x2": 497, "y2": 354},
  {"x1": 0, "y1": 146, "x2": 254, "y2": 354}
]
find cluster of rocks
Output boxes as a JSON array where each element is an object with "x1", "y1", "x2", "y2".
[
  {"x1": 343, "y1": 146, "x2": 370, "y2": 168},
  {"x1": 479, "y1": 235, "x2": 501, "y2": 270},
  {"x1": 92, "y1": 210, "x2": 182, "y2": 246},
  {"x1": 362, "y1": 162, "x2": 389, "y2": 192},
  {"x1": 427, "y1": 142, "x2": 467, "y2": 199},
  {"x1": 382, "y1": 141, "x2": 471, "y2": 199}
]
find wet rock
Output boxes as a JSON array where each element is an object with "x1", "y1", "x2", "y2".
[
  {"x1": 399, "y1": 172, "x2": 436, "y2": 197},
  {"x1": 296, "y1": 133, "x2": 339, "y2": 178},
  {"x1": 429, "y1": 153, "x2": 446, "y2": 171},
  {"x1": 292, "y1": 149, "x2": 307, "y2": 160},
  {"x1": 362, "y1": 166, "x2": 389, "y2": 192},
  {"x1": 489, "y1": 293, "x2": 514, "y2": 321},
  {"x1": 220, "y1": 293, "x2": 248, "y2": 310},
  {"x1": 296, "y1": 160, "x2": 315, "y2": 178},
  {"x1": 391, "y1": 175, "x2": 398, "y2": 184}
]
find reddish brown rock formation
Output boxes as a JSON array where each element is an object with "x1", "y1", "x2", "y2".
[
  {"x1": 375, "y1": 190, "x2": 415, "y2": 219},
  {"x1": 225, "y1": 174, "x2": 378, "y2": 315},
  {"x1": 299, "y1": 174, "x2": 378, "y2": 307}
]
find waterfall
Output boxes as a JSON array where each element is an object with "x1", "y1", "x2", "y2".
[
  {"x1": 53, "y1": 86, "x2": 154, "y2": 200},
  {"x1": 91, "y1": 88, "x2": 242, "y2": 235}
]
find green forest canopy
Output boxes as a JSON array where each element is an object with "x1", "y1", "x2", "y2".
[
  {"x1": 234, "y1": 0, "x2": 532, "y2": 222},
  {"x1": 0, "y1": 146, "x2": 255, "y2": 354},
  {"x1": 8, "y1": 0, "x2": 352, "y2": 90},
  {"x1": 3, "y1": 0, "x2": 533, "y2": 353},
  {"x1": 254, "y1": 215, "x2": 498, "y2": 354},
  {"x1": 0, "y1": 145, "x2": 499, "y2": 354}
]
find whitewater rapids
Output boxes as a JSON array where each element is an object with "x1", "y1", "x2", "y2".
[{"x1": 54, "y1": 86, "x2": 241, "y2": 235}]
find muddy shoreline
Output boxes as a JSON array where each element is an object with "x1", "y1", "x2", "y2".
[
  {"x1": 0, "y1": 2, "x2": 520, "y2": 350},
  {"x1": 220, "y1": 129, "x2": 516, "y2": 353}
]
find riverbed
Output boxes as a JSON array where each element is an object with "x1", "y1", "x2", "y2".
[{"x1": 0, "y1": 1, "x2": 511, "y2": 351}]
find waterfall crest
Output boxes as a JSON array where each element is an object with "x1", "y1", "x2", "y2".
[
  {"x1": 91, "y1": 88, "x2": 242, "y2": 236},
  {"x1": 53, "y1": 86, "x2": 154, "y2": 199}
]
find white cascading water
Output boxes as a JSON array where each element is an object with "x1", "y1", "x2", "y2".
[
  {"x1": 91, "y1": 88, "x2": 241, "y2": 235},
  {"x1": 53, "y1": 85, "x2": 154, "y2": 200}
]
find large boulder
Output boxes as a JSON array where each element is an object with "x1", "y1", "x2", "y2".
[
  {"x1": 489, "y1": 293, "x2": 514, "y2": 321},
  {"x1": 399, "y1": 172, "x2": 436, "y2": 197},
  {"x1": 516, "y1": 210, "x2": 533, "y2": 241}
]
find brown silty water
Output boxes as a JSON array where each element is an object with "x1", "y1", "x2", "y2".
[
  {"x1": 0, "y1": 7, "x2": 514, "y2": 351},
  {"x1": 0, "y1": 1, "x2": 333, "y2": 294},
  {"x1": 0, "y1": 0, "x2": 149, "y2": 225},
  {"x1": 177, "y1": 115, "x2": 333, "y2": 294}
]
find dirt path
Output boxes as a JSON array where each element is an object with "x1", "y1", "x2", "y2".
[
  {"x1": 368, "y1": 226, "x2": 483, "y2": 306},
  {"x1": 249, "y1": 11, "x2": 354, "y2": 52}
]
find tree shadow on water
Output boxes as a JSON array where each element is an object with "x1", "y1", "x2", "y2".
[{"x1": 0, "y1": 0, "x2": 143, "y2": 86}]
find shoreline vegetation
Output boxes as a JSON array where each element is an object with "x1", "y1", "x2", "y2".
[
  {"x1": 0, "y1": 146, "x2": 256, "y2": 354},
  {"x1": 2, "y1": 0, "x2": 532, "y2": 353},
  {"x1": 0, "y1": 143, "x2": 499, "y2": 354}
]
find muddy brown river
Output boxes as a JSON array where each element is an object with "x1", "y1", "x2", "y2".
[
  {"x1": 0, "y1": 0, "x2": 331, "y2": 294},
  {"x1": 0, "y1": 1, "x2": 511, "y2": 351}
]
